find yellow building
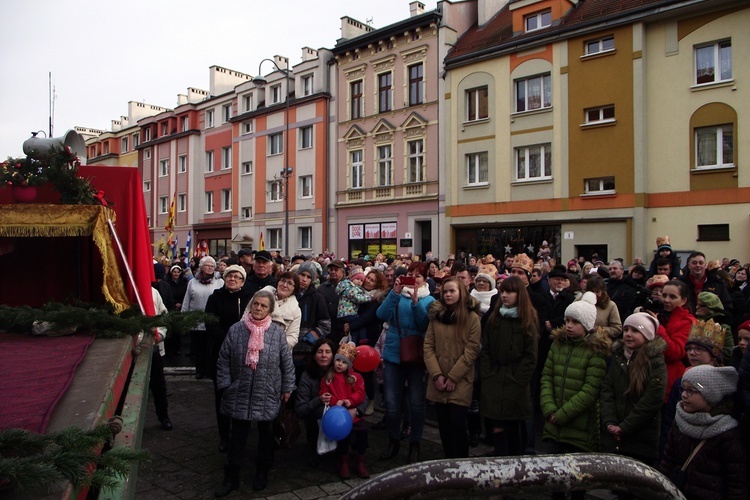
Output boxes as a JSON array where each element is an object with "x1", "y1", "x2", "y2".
[{"x1": 442, "y1": 0, "x2": 748, "y2": 265}]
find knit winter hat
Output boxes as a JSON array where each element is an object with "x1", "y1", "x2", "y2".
[
  {"x1": 335, "y1": 342, "x2": 357, "y2": 369},
  {"x1": 738, "y1": 320, "x2": 750, "y2": 335},
  {"x1": 685, "y1": 318, "x2": 727, "y2": 360},
  {"x1": 698, "y1": 291, "x2": 724, "y2": 313},
  {"x1": 682, "y1": 364, "x2": 738, "y2": 406},
  {"x1": 564, "y1": 292, "x2": 598, "y2": 332},
  {"x1": 297, "y1": 261, "x2": 318, "y2": 281},
  {"x1": 656, "y1": 235, "x2": 672, "y2": 252},
  {"x1": 474, "y1": 272, "x2": 496, "y2": 290},
  {"x1": 623, "y1": 312, "x2": 659, "y2": 341},
  {"x1": 350, "y1": 272, "x2": 366, "y2": 283},
  {"x1": 223, "y1": 264, "x2": 246, "y2": 281},
  {"x1": 154, "y1": 263, "x2": 167, "y2": 280}
]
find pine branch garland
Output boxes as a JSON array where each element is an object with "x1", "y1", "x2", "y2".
[{"x1": 0, "y1": 425, "x2": 150, "y2": 496}]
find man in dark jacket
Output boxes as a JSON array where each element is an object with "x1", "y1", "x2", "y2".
[
  {"x1": 318, "y1": 260, "x2": 346, "y2": 344},
  {"x1": 242, "y1": 250, "x2": 276, "y2": 295},
  {"x1": 607, "y1": 260, "x2": 637, "y2": 321},
  {"x1": 679, "y1": 251, "x2": 733, "y2": 324}
]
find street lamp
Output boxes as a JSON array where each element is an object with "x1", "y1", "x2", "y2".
[{"x1": 254, "y1": 58, "x2": 293, "y2": 258}]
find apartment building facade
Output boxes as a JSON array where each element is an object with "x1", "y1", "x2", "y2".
[{"x1": 442, "y1": 0, "x2": 748, "y2": 263}]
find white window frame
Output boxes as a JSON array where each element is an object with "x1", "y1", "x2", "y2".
[
  {"x1": 178, "y1": 193, "x2": 187, "y2": 212},
  {"x1": 407, "y1": 139, "x2": 424, "y2": 183},
  {"x1": 121, "y1": 137, "x2": 129, "y2": 152},
  {"x1": 144, "y1": 149, "x2": 151, "y2": 160},
  {"x1": 584, "y1": 36, "x2": 615, "y2": 56},
  {"x1": 268, "y1": 228, "x2": 282, "y2": 250},
  {"x1": 222, "y1": 146, "x2": 232, "y2": 169},
  {"x1": 525, "y1": 9, "x2": 551, "y2": 32},
  {"x1": 302, "y1": 74, "x2": 314, "y2": 96},
  {"x1": 694, "y1": 40, "x2": 732, "y2": 86},
  {"x1": 242, "y1": 161, "x2": 253, "y2": 175},
  {"x1": 161, "y1": 122, "x2": 168, "y2": 136},
  {"x1": 269, "y1": 133, "x2": 283, "y2": 155},
  {"x1": 271, "y1": 84, "x2": 282, "y2": 104},
  {"x1": 377, "y1": 144, "x2": 393, "y2": 186},
  {"x1": 181, "y1": 115, "x2": 189, "y2": 132},
  {"x1": 143, "y1": 180, "x2": 151, "y2": 192},
  {"x1": 695, "y1": 124, "x2": 734, "y2": 170},
  {"x1": 159, "y1": 159, "x2": 169, "y2": 177},
  {"x1": 242, "y1": 122, "x2": 253, "y2": 134},
  {"x1": 466, "y1": 152, "x2": 489, "y2": 186},
  {"x1": 515, "y1": 144, "x2": 552, "y2": 182},
  {"x1": 408, "y1": 63, "x2": 424, "y2": 106},
  {"x1": 466, "y1": 86, "x2": 489, "y2": 122},
  {"x1": 299, "y1": 226, "x2": 312, "y2": 250},
  {"x1": 583, "y1": 105, "x2": 615, "y2": 126},
  {"x1": 205, "y1": 109, "x2": 215, "y2": 128},
  {"x1": 241, "y1": 206, "x2": 253, "y2": 220},
  {"x1": 243, "y1": 94, "x2": 253, "y2": 112},
  {"x1": 178, "y1": 155, "x2": 187, "y2": 173},
  {"x1": 133, "y1": 132, "x2": 140, "y2": 147},
  {"x1": 206, "y1": 151, "x2": 214, "y2": 173},
  {"x1": 144, "y1": 128, "x2": 152, "y2": 141},
  {"x1": 378, "y1": 72, "x2": 393, "y2": 113},
  {"x1": 350, "y1": 80, "x2": 363, "y2": 120},
  {"x1": 222, "y1": 104, "x2": 232, "y2": 123},
  {"x1": 300, "y1": 126, "x2": 313, "y2": 149},
  {"x1": 515, "y1": 74, "x2": 552, "y2": 113},
  {"x1": 584, "y1": 177, "x2": 615, "y2": 195},
  {"x1": 221, "y1": 189, "x2": 231, "y2": 212},
  {"x1": 268, "y1": 180, "x2": 283, "y2": 202},
  {"x1": 159, "y1": 196, "x2": 168, "y2": 214},
  {"x1": 350, "y1": 150, "x2": 364, "y2": 189},
  {"x1": 300, "y1": 175, "x2": 313, "y2": 198},
  {"x1": 205, "y1": 191, "x2": 214, "y2": 213}
]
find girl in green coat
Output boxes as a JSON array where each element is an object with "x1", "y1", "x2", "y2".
[
  {"x1": 541, "y1": 292, "x2": 612, "y2": 453},
  {"x1": 600, "y1": 312, "x2": 668, "y2": 466}
]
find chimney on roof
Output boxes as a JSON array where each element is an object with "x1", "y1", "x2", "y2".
[
  {"x1": 301, "y1": 47, "x2": 318, "y2": 62},
  {"x1": 340, "y1": 16, "x2": 374, "y2": 40},
  {"x1": 410, "y1": 1, "x2": 425, "y2": 17}
]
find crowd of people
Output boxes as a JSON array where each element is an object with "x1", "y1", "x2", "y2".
[{"x1": 149, "y1": 237, "x2": 750, "y2": 499}]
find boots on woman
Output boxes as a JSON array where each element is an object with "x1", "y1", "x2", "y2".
[
  {"x1": 338, "y1": 454, "x2": 351, "y2": 479},
  {"x1": 214, "y1": 465, "x2": 239, "y2": 498},
  {"x1": 379, "y1": 438, "x2": 400, "y2": 460},
  {"x1": 355, "y1": 454, "x2": 370, "y2": 478}
]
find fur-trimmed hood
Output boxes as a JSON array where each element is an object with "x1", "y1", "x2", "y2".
[
  {"x1": 428, "y1": 294, "x2": 481, "y2": 320},
  {"x1": 549, "y1": 325, "x2": 612, "y2": 356},
  {"x1": 611, "y1": 335, "x2": 667, "y2": 358}
]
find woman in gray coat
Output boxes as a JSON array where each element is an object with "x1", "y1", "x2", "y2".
[{"x1": 214, "y1": 289, "x2": 295, "y2": 497}]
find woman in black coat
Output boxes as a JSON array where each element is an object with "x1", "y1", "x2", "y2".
[{"x1": 204, "y1": 265, "x2": 253, "y2": 452}]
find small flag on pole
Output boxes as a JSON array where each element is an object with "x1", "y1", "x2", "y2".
[
  {"x1": 185, "y1": 230, "x2": 192, "y2": 260},
  {"x1": 259, "y1": 232, "x2": 265, "y2": 250},
  {"x1": 165, "y1": 193, "x2": 176, "y2": 233}
]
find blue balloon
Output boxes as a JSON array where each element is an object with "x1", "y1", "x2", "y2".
[{"x1": 321, "y1": 405, "x2": 353, "y2": 440}]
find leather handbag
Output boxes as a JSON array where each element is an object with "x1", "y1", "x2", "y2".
[
  {"x1": 395, "y1": 302, "x2": 424, "y2": 366},
  {"x1": 273, "y1": 401, "x2": 301, "y2": 449}
]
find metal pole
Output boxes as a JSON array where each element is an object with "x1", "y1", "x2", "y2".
[{"x1": 284, "y1": 69, "x2": 290, "y2": 257}]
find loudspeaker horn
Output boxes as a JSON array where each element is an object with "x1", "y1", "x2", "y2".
[{"x1": 23, "y1": 129, "x2": 87, "y2": 163}]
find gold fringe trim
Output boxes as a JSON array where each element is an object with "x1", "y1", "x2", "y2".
[{"x1": 0, "y1": 204, "x2": 131, "y2": 313}]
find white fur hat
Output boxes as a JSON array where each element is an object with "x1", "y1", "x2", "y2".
[{"x1": 564, "y1": 291, "x2": 598, "y2": 332}]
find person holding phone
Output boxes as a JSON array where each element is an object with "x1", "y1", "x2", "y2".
[{"x1": 376, "y1": 261, "x2": 435, "y2": 463}]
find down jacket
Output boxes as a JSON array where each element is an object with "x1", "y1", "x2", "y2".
[
  {"x1": 424, "y1": 297, "x2": 482, "y2": 407},
  {"x1": 479, "y1": 309, "x2": 538, "y2": 421},
  {"x1": 600, "y1": 337, "x2": 667, "y2": 461},
  {"x1": 657, "y1": 306, "x2": 696, "y2": 402},
  {"x1": 540, "y1": 326, "x2": 611, "y2": 452},
  {"x1": 216, "y1": 320, "x2": 295, "y2": 422},
  {"x1": 376, "y1": 286, "x2": 435, "y2": 365}
]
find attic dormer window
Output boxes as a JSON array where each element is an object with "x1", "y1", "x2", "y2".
[{"x1": 525, "y1": 9, "x2": 551, "y2": 32}]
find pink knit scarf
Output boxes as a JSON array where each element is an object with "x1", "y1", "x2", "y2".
[{"x1": 242, "y1": 313, "x2": 271, "y2": 370}]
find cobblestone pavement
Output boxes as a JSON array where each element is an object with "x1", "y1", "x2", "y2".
[{"x1": 136, "y1": 373, "x2": 496, "y2": 499}]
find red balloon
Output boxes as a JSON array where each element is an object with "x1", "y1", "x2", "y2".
[{"x1": 353, "y1": 345, "x2": 381, "y2": 372}]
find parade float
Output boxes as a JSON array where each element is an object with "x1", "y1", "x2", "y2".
[{"x1": 0, "y1": 131, "x2": 161, "y2": 499}]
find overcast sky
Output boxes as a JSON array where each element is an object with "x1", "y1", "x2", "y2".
[{"x1": 0, "y1": 0, "x2": 437, "y2": 157}]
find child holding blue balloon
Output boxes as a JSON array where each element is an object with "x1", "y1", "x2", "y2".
[{"x1": 320, "y1": 342, "x2": 370, "y2": 479}]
